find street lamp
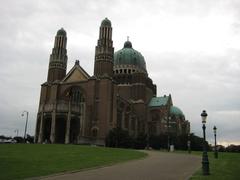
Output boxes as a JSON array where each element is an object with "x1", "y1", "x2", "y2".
[
  {"x1": 201, "y1": 110, "x2": 210, "y2": 175},
  {"x1": 22, "y1": 111, "x2": 29, "y2": 143},
  {"x1": 213, "y1": 126, "x2": 218, "y2": 159}
]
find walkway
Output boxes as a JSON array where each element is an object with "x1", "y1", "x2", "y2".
[{"x1": 41, "y1": 151, "x2": 201, "y2": 180}]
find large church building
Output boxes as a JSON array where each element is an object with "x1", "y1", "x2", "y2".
[{"x1": 35, "y1": 18, "x2": 190, "y2": 145}]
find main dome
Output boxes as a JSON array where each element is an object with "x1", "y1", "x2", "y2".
[{"x1": 114, "y1": 41, "x2": 147, "y2": 72}]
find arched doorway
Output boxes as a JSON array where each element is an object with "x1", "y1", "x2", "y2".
[{"x1": 55, "y1": 116, "x2": 66, "y2": 143}]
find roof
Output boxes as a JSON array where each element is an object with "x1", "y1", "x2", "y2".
[
  {"x1": 148, "y1": 96, "x2": 169, "y2": 107},
  {"x1": 114, "y1": 40, "x2": 146, "y2": 71},
  {"x1": 170, "y1": 106, "x2": 184, "y2": 117},
  {"x1": 101, "y1": 18, "x2": 111, "y2": 27},
  {"x1": 62, "y1": 60, "x2": 90, "y2": 83},
  {"x1": 57, "y1": 28, "x2": 66, "y2": 36}
]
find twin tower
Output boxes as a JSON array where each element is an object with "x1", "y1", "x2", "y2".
[{"x1": 47, "y1": 18, "x2": 114, "y2": 83}]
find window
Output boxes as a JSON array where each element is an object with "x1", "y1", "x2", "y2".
[
  {"x1": 71, "y1": 88, "x2": 85, "y2": 104},
  {"x1": 92, "y1": 128, "x2": 98, "y2": 137},
  {"x1": 125, "y1": 114, "x2": 129, "y2": 128},
  {"x1": 131, "y1": 119, "x2": 135, "y2": 130}
]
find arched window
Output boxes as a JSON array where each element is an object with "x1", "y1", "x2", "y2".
[
  {"x1": 131, "y1": 118, "x2": 135, "y2": 131},
  {"x1": 92, "y1": 128, "x2": 98, "y2": 137},
  {"x1": 71, "y1": 87, "x2": 85, "y2": 104}
]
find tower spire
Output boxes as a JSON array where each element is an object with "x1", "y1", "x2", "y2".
[
  {"x1": 94, "y1": 18, "x2": 114, "y2": 77},
  {"x1": 47, "y1": 28, "x2": 68, "y2": 82}
]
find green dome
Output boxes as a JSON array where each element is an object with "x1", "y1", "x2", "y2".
[
  {"x1": 57, "y1": 28, "x2": 66, "y2": 36},
  {"x1": 114, "y1": 41, "x2": 146, "y2": 71},
  {"x1": 170, "y1": 106, "x2": 184, "y2": 117},
  {"x1": 101, "y1": 18, "x2": 111, "y2": 27}
]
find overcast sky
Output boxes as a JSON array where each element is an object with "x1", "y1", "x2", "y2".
[{"x1": 0, "y1": 0, "x2": 239, "y2": 146}]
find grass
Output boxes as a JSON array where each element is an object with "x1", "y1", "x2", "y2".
[
  {"x1": 190, "y1": 151, "x2": 240, "y2": 180},
  {"x1": 0, "y1": 144, "x2": 147, "y2": 180},
  {"x1": 158, "y1": 150, "x2": 240, "y2": 179}
]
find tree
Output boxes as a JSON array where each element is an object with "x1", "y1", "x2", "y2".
[
  {"x1": 105, "y1": 128, "x2": 133, "y2": 148},
  {"x1": 133, "y1": 133, "x2": 147, "y2": 149},
  {"x1": 226, "y1": 145, "x2": 240, "y2": 152},
  {"x1": 13, "y1": 136, "x2": 24, "y2": 143},
  {"x1": 26, "y1": 134, "x2": 34, "y2": 143}
]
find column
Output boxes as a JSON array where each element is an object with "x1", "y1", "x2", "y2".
[
  {"x1": 78, "y1": 103, "x2": 83, "y2": 143},
  {"x1": 65, "y1": 101, "x2": 71, "y2": 144},
  {"x1": 128, "y1": 115, "x2": 132, "y2": 132},
  {"x1": 38, "y1": 112, "x2": 44, "y2": 143},
  {"x1": 34, "y1": 116, "x2": 40, "y2": 143},
  {"x1": 121, "y1": 111, "x2": 125, "y2": 129},
  {"x1": 50, "y1": 110, "x2": 56, "y2": 143},
  {"x1": 81, "y1": 103, "x2": 85, "y2": 136},
  {"x1": 135, "y1": 118, "x2": 138, "y2": 136}
]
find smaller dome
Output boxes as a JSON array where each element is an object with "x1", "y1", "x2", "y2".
[
  {"x1": 57, "y1": 28, "x2": 66, "y2": 36},
  {"x1": 170, "y1": 106, "x2": 184, "y2": 117},
  {"x1": 101, "y1": 18, "x2": 111, "y2": 27}
]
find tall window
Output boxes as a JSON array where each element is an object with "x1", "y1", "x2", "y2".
[
  {"x1": 92, "y1": 128, "x2": 98, "y2": 137},
  {"x1": 71, "y1": 87, "x2": 85, "y2": 104}
]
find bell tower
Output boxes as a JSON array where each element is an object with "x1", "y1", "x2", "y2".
[
  {"x1": 94, "y1": 18, "x2": 114, "y2": 77},
  {"x1": 47, "y1": 28, "x2": 68, "y2": 82}
]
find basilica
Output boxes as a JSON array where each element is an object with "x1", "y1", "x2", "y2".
[{"x1": 35, "y1": 18, "x2": 190, "y2": 145}]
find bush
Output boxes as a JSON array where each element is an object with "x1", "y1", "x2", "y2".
[
  {"x1": 133, "y1": 133, "x2": 147, "y2": 149},
  {"x1": 105, "y1": 128, "x2": 133, "y2": 148},
  {"x1": 13, "y1": 136, "x2": 24, "y2": 143},
  {"x1": 105, "y1": 129, "x2": 209, "y2": 151}
]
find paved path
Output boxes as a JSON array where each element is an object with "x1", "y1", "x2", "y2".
[{"x1": 41, "y1": 151, "x2": 201, "y2": 180}]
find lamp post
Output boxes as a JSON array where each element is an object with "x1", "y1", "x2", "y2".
[
  {"x1": 201, "y1": 110, "x2": 210, "y2": 175},
  {"x1": 22, "y1": 111, "x2": 29, "y2": 143},
  {"x1": 213, "y1": 126, "x2": 218, "y2": 159}
]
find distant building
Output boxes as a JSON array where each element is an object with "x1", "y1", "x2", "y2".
[{"x1": 35, "y1": 18, "x2": 190, "y2": 145}]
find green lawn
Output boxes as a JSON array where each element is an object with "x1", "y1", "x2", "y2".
[
  {"x1": 0, "y1": 144, "x2": 147, "y2": 180},
  {"x1": 190, "y1": 151, "x2": 240, "y2": 180}
]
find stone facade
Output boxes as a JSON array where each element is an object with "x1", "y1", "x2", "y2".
[{"x1": 35, "y1": 18, "x2": 190, "y2": 145}]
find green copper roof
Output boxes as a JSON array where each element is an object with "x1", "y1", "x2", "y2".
[
  {"x1": 124, "y1": 40, "x2": 132, "y2": 48},
  {"x1": 148, "y1": 96, "x2": 169, "y2": 107},
  {"x1": 114, "y1": 41, "x2": 146, "y2": 71},
  {"x1": 170, "y1": 106, "x2": 184, "y2": 117},
  {"x1": 101, "y1": 18, "x2": 111, "y2": 26},
  {"x1": 57, "y1": 28, "x2": 66, "y2": 36}
]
